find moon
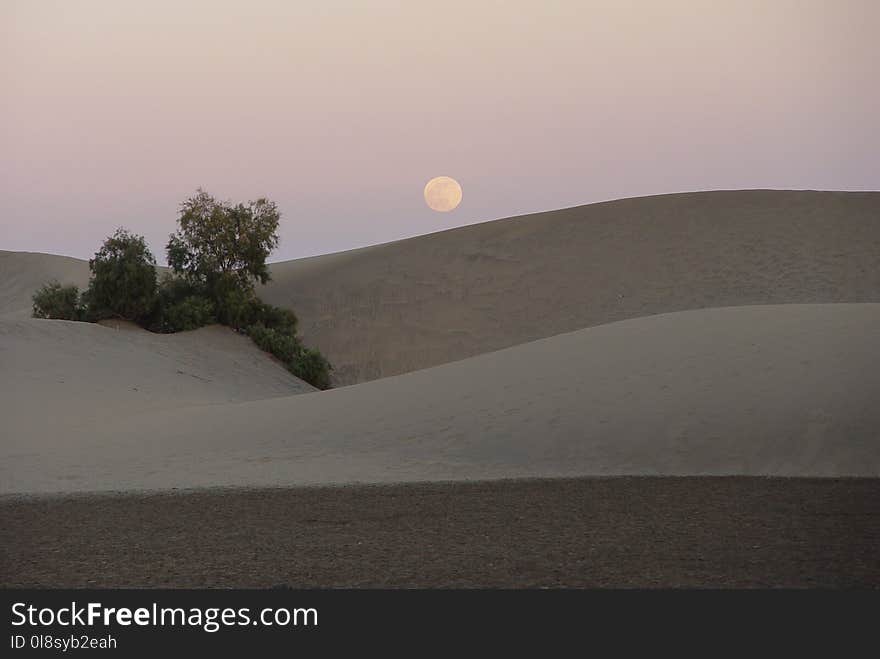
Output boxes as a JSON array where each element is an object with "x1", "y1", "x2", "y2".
[{"x1": 424, "y1": 176, "x2": 462, "y2": 212}]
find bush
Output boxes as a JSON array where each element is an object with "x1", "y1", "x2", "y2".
[
  {"x1": 248, "y1": 324, "x2": 299, "y2": 363},
  {"x1": 248, "y1": 324, "x2": 332, "y2": 390},
  {"x1": 156, "y1": 274, "x2": 202, "y2": 304},
  {"x1": 162, "y1": 296, "x2": 216, "y2": 332},
  {"x1": 214, "y1": 284, "x2": 256, "y2": 329},
  {"x1": 147, "y1": 275, "x2": 212, "y2": 332},
  {"x1": 87, "y1": 228, "x2": 157, "y2": 322},
  {"x1": 290, "y1": 347, "x2": 333, "y2": 390},
  {"x1": 211, "y1": 289, "x2": 298, "y2": 334},
  {"x1": 252, "y1": 301, "x2": 298, "y2": 334},
  {"x1": 32, "y1": 281, "x2": 84, "y2": 320}
]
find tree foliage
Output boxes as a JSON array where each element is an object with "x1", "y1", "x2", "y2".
[
  {"x1": 164, "y1": 190, "x2": 330, "y2": 387},
  {"x1": 87, "y1": 228, "x2": 157, "y2": 322},
  {"x1": 167, "y1": 189, "x2": 280, "y2": 301},
  {"x1": 248, "y1": 323, "x2": 332, "y2": 390},
  {"x1": 32, "y1": 281, "x2": 84, "y2": 320},
  {"x1": 30, "y1": 192, "x2": 332, "y2": 389},
  {"x1": 291, "y1": 347, "x2": 333, "y2": 390},
  {"x1": 147, "y1": 275, "x2": 212, "y2": 333}
]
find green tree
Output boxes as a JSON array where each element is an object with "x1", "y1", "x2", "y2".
[
  {"x1": 86, "y1": 228, "x2": 157, "y2": 322},
  {"x1": 28, "y1": 192, "x2": 332, "y2": 389},
  {"x1": 165, "y1": 190, "x2": 332, "y2": 388},
  {"x1": 166, "y1": 189, "x2": 280, "y2": 305}
]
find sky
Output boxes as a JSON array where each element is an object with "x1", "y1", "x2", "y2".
[{"x1": 2, "y1": 0, "x2": 878, "y2": 262}]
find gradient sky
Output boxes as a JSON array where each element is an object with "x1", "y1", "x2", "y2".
[{"x1": 2, "y1": 0, "x2": 878, "y2": 262}]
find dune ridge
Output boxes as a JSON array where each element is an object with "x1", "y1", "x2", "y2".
[
  {"x1": 262, "y1": 190, "x2": 880, "y2": 384},
  {"x1": 0, "y1": 251, "x2": 90, "y2": 319}
]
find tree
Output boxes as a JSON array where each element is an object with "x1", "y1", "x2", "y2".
[
  {"x1": 163, "y1": 190, "x2": 332, "y2": 387},
  {"x1": 28, "y1": 192, "x2": 332, "y2": 389},
  {"x1": 166, "y1": 190, "x2": 280, "y2": 304},
  {"x1": 32, "y1": 281, "x2": 83, "y2": 320},
  {"x1": 86, "y1": 228, "x2": 157, "y2": 322}
]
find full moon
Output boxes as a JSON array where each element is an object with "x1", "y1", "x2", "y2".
[{"x1": 424, "y1": 176, "x2": 462, "y2": 212}]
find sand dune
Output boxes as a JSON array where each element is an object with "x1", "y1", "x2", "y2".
[
  {"x1": 2, "y1": 191, "x2": 878, "y2": 496},
  {"x1": 6, "y1": 191, "x2": 878, "y2": 386},
  {"x1": 262, "y1": 190, "x2": 880, "y2": 384},
  {"x1": 0, "y1": 318, "x2": 314, "y2": 447},
  {"x1": 3, "y1": 303, "x2": 878, "y2": 494},
  {"x1": 0, "y1": 251, "x2": 89, "y2": 319}
]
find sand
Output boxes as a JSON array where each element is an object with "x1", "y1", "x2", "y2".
[
  {"x1": 260, "y1": 190, "x2": 880, "y2": 384},
  {"x1": 3, "y1": 190, "x2": 879, "y2": 587},
  {"x1": 3, "y1": 477, "x2": 877, "y2": 588},
  {"x1": 5, "y1": 191, "x2": 878, "y2": 386},
  {"x1": 0, "y1": 251, "x2": 90, "y2": 319},
  {"x1": 3, "y1": 303, "x2": 878, "y2": 495},
  {"x1": 0, "y1": 318, "x2": 314, "y2": 447}
]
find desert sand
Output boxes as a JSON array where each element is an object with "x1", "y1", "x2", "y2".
[
  {"x1": 0, "y1": 318, "x2": 313, "y2": 442},
  {"x1": 261, "y1": 190, "x2": 880, "y2": 384},
  {"x1": 0, "y1": 250, "x2": 90, "y2": 320},
  {"x1": 2, "y1": 190, "x2": 878, "y2": 586},
  {"x1": 2, "y1": 303, "x2": 879, "y2": 495},
  {"x1": 6, "y1": 190, "x2": 878, "y2": 385}
]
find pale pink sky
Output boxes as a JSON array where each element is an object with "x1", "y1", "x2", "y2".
[{"x1": 2, "y1": 0, "x2": 878, "y2": 262}]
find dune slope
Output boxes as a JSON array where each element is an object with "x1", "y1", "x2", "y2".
[
  {"x1": 262, "y1": 190, "x2": 880, "y2": 384},
  {"x1": 3, "y1": 303, "x2": 878, "y2": 494},
  {"x1": 0, "y1": 251, "x2": 90, "y2": 319},
  {"x1": 7, "y1": 191, "x2": 878, "y2": 385},
  {"x1": 0, "y1": 318, "x2": 314, "y2": 445}
]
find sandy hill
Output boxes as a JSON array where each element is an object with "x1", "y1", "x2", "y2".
[
  {"x1": 2, "y1": 190, "x2": 878, "y2": 495},
  {"x1": 5, "y1": 191, "x2": 878, "y2": 385},
  {"x1": 4, "y1": 303, "x2": 878, "y2": 494},
  {"x1": 1, "y1": 318, "x2": 314, "y2": 447},
  {"x1": 261, "y1": 190, "x2": 880, "y2": 384},
  {"x1": 0, "y1": 251, "x2": 90, "y2": 319},
  {"x1": 0, "y1": 252, "x2": 314, "y2": 445}
]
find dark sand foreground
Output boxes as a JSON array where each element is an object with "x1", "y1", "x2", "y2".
[{"x1": 3, "y1": 477, "x2": 878, "y2": 588}]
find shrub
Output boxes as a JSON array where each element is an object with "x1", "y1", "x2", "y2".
[
  {"x1": 214, "y1": 284, "x2": 256, "y2": 329},
  {"x1": 211, "y1": 284, "x2": 297, "y2": 334},
  {"x1": 156, "y1": 273, "x2": 202, "y2": 304},
  {"x1": 147, "y1": 275, "x2": 212, "y2": 332},
  {"x1": 32, "y1": 281, "x2": 83, "y2": 320},
  {"x1": 248, "y1": 324, "x2": 332, "y2": 390},
  {"x1": 87, "y1": 228, "x2": 157, "y2": 322},
  {"x1": 248, "y1": 324, "x2": 299, "y2": 363},
  {"x1": 252, "y1": 302, "x2": 298, "y2": 334},
  {"x1": 162, "y1": 296, "x2": 216, "y2": 332},
  {"x1": 290, "y1": 347, "x2": 333, "y2": 390}
]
